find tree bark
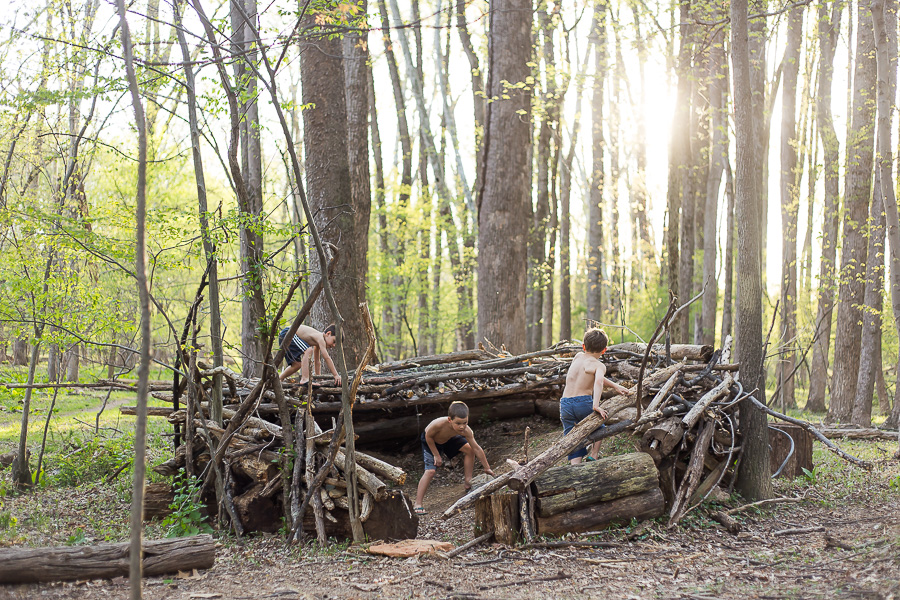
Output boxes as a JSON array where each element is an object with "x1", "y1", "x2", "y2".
[
  {"x1": 476, "y1": 0, "x2": 532, "y2": 353},
  {"x1": 700, "y1": 17, "x2": 727, "y2": 346},
  {"x1": 536, "y1": 487, "x2": 664, "y2": 536},
  {"x1": 829, "y1": 2, "x2": 875, "y2": 424},
  {"x1": 343, "y1": 0, "x2": 372, "y2": 363},
  {"x1": 807, "y1": 1, "x2": 843, "y2": 413},
  {"x1": 301, "y1": 8, "x2": 365, "y2": 365},
  {"x1": 665, "y1": 0, "x2": 692, "y2": 339},
  {"x1": 872, "y1": 0, "x2": 900, "y2": 429},
  {"x1": 732, "y1": 0, "x2": 773, "y2": 501},
  {"x1": 776, "y1": 4, "x2": 803, "y2": 411},
  {"x1": 0, "y1": 535, "x2": 215, "y2": 584}
]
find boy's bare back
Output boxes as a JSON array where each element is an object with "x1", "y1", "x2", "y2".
[{"x1": 562, "y1": 352, "x2": 606, "y2": 398}]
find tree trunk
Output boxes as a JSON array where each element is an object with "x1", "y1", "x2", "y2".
[
  {"x1": 301, "y1": 8, "x2": 364, "y2": 365},
  {"x1": 872, "y1": 0, "x2": 900, "y2": 429},
  {"x1": 343, "y1": 0, "x2": 372, "y2": 363},
  {"x1": 852, "y1": 171, "x2": 886, "y2": 428},
  {"x1": 776, "y1": 4, "x2": 803, "y2": 411},
  {"x1": 586, "y1": 2, "x2": 607, "y2": 324},
  {"x1": 807, "y1": 1, "x2": 843, "y2": 413},
  {"x1": 175, "y1": 0, "x2": 224, "y2": 425},
  {"x1": 721, "y1": 161, "x2": 735, "y2": 343},
  {"x1": 732, "y1": 0, "x2": 773, "y2": 501},
  {"x1": 829, "y1": 2, "x2": 875, "y2": 424},
  {"x1": 12, "y1": 338, "x2": 27, "y2": 366},
  {"x1": 700, "y1": 19, "x2": 727, "y2": 346},
  {"x1": 116, "y1": 0, "x2": 152, "y2": 591},
  {"x1": 230, "y1": 0, "x2": 266, "y2": 379},
  {"x1": 629, "y1": 3, "x2": 655, "y2": 273},
  {"x1": 377, "y1": 0, "x2": 412, "y2": 359},
  {"x1": 665, "y1": 0, "x2": 692, "y2": 339},
  {"x1": 476, "y1": 0, "x2": 532, "y2": 353}
]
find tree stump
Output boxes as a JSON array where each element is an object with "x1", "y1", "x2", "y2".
[
  {"x1": 769, "y1": 423, "x2": 813, "y2": 479},
  {"x1": 474, "y1": 490, "x2": 520, "y2": 545}
]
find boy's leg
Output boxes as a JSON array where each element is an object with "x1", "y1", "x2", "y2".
[
  {"x1": 588, "y1": 441, "x2": 601, "y2": 460},
  {"x1": 298, "y1": 347, "x2": 314, "y2": 384},
  {"x1": 460, "y1": 443, "x2": 475, "y2": 489},
  {"x1": 414, "y1": 468, "x2": 436, "y2": 509}
]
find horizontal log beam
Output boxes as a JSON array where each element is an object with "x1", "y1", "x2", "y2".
[{"x1": 0, "y1": 535, "x2": 215, "y2": 583}]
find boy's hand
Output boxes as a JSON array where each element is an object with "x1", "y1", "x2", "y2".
[
  {"x1": 333, "y1": 374, "x2": 342, "y2": 387},
  {"x1": 593, "y1": 406, "x2": 609, "y2": 420},
  {"x1": 434, "y1": 456, "x2": 443, "y2": 467}
]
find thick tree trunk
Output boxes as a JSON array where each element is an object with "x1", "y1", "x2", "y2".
[
  {"x1": 872, "y1": 0, "x2": 900, "y2": 429},
  {"x1": 829, "y1": 3, "x2": 875, "y2": 424},
  {"x1": 629, "y1": 3, "x2": 655, "y2": 272},
  {"x1": 807, "y1": 1, "x2": 843, "y2": 413},
  {"x1": 12, "y1": 338, "x2": 27, "y2": 366},
  {"x1": 776, "y1": 4, "x2": 803, "y2": 411},
  {"x1": 732, "y1": 0, "x2": 772, "y2": 501},
  {"x1": 301, "y1": 9, "x2": 366, "y2": 365},
  {"x1": 476, "y1": 0, "x2": 532, "y2": 353},
  {"x1": 343, "y1": 0, "x2": 372, "y2": 363}
]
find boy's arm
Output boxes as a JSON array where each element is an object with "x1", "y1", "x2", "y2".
[
  {"x1": 425, "y1": 427, "x2": 443, "y2": 467},
  {"x1": 317, "y1": 340, "x2": 342, "y2": 387},
  {"x1": 603, "y1": 376, "x2": 632, "y2": 395},
  {"x1": 465, "y1": 428, "x2": 494, "y2": 475},
  {"x1": 592, "y1": 362, "x2": 609, "y2": 420}
]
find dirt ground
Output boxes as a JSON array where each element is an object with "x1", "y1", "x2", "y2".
[{"x1": 2, "y1": 415, "x2": 899, "y2": 600}]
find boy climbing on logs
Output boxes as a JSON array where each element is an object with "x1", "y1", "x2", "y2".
[
  {"x1": 561, "y1": 328, "x2": 632, "y2": 464},
  {"x1": 414, "y1": 401, "x2": 494, "y2": 515},
  {"x1": 278, "y1": 324, "x2": 342, "y2": 387}
]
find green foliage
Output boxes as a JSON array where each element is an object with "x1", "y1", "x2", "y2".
[
  {"x1": 53, "y1": 433, "x2": 133, "y2": 487},
  {"x1": 889, "y1": 474, "x2": 900, "y2": 492},
  {"x1": 160, "y1": 476, "x2": 214, "y2": 538},
  {"x1": 800, "y1": 466, "x2": 819, "y2": 484}
]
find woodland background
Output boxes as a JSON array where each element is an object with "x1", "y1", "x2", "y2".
[{"x1": 1, "y1": 0, "x2": 899, "y2": 444}]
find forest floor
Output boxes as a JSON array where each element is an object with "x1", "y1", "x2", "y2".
[{"x1": 1, "y1": 413, "x2": 899, "y2": 600}]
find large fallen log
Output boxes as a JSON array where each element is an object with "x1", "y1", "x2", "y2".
[
  {"x1": 536, "y1": 487, "x2": 665, "y2": 536},
  {"x1": 0, "y1": 535, "x2": 215, "y2": 583},
  {"x1": 608, "y1": 342, "x2": 713, "y2": 362},
  {"x1": 533, "y1": 452, "x2": 659, "y2": 517}
]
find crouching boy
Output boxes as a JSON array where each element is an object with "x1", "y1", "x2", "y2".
[{"x1": 413, "y1": 401, "x2": 494, "y2": 514}]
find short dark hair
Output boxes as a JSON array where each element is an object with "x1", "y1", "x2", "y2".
[
  {"x1": 583, "y1": 328, "x2": 609, "y2": 353},
  {"x1": 323, "y1": 324, "x2": 336, "y2": 337},
  {"x1": 448, "y1": 401, "x2": 469, "y2": 420}
]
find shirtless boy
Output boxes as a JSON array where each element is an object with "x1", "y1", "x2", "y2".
[
  {"x1": 278, "y1": 324, "x2": 342, "y2": 387},
  {"x1": 413, "y1": 401, "x2": 494, "y2": 514},
  {"x1": 560, "y1": 328, "x2": 632, "y2": 464}
]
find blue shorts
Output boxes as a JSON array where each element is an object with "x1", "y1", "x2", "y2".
[
  {"x1": 560, "y1": 395, "x2": 604, "y2": 460},
  {"x1": 278, "y1": 327, "x2": 310, "y2": 366},
  {"x1": 421, "y1": 432, "x2": 468, "y2": 470}
]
